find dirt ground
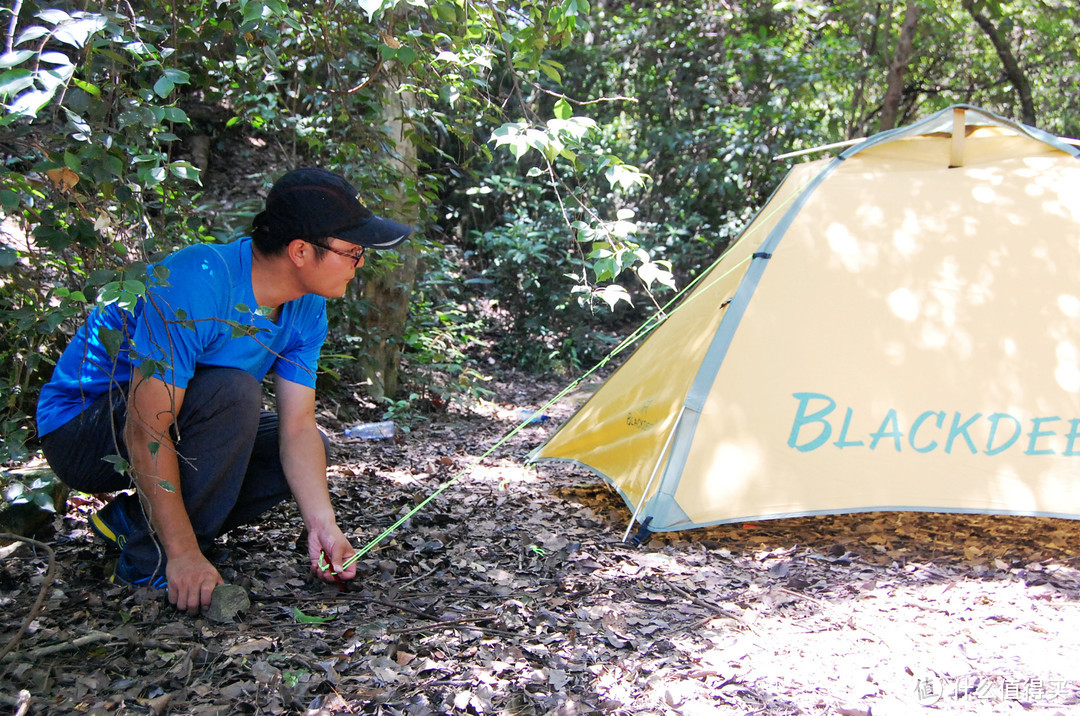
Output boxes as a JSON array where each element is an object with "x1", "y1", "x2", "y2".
[{"x1": 2, "y1": 368, "x2": 1079, "y2": 715}]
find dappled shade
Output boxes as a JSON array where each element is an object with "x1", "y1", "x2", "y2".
[{"x1": 532, "y1": 106, "x2": 1080, "y2": 532}]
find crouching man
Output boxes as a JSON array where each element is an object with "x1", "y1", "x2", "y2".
[{"x1": 36, "y1": 168, "x2": 411, "y2": 614}]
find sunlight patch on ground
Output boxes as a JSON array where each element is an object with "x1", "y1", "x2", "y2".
[{"x1": 679, "y1": 573, "x2": 1080, "y2": 715}]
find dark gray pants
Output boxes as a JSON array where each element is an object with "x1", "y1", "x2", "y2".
[{"x1": 40, "y1": 368, "x2": 321, "y2": 576}]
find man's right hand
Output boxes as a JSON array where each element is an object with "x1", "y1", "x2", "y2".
[{"x1": 165, "y1": 549, "x2": 224, "y2": 614}]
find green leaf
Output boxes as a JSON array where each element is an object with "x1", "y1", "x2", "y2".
[
  {"x1": 0, "y1": 50, "x2": 34, "y2": 68},
  {"x1": 39, "y1": 51, "x2": 73, "y2": 66},
  {"x1": 565, "y1": 0, "x2": 590, "y2": 16},
  {"x1": 292, "y1": 607, "x2": 334, "y2": 624},
  {"x1": 604, "y1": 163, "x2": 648, "y2": 191},
  {"x1": 242, "y1": 1, "x2": 267, "y2": 24},
  {"x1": 163, "y1": 68, "x2": 190, "y2": 85},
  {"x1": 28, "y1": 491, "x2": 56, "y2": 512},
  {"x1": 153, "y1": 75, "x2": 175, "y2": 98},
  {"x1": 5, "y1": 482, "x2": 26, "y2": 503},
  {"x1": 637, "y1": 259, "x2": 676, "y2": 292},
  {"x1": 14, "y1": 26, "x2": 50, "y2": 46},
  {"x1": 86, "y1": 268, "x2": 118, "y2": 286},
  {"x1": 168, "y1": 161, "x2": 201, "y2": 182},
  {"x1": 538, "y1": 60, "x2": 562, "y2": 84},
  {"x1": 0, "y1": 67, "x2": 37, "y2": 96},
  {"x1": 595, "y1": 284, "x2": 632, "y2": 310},
  {"x1": 592, "y1": 255, "x2": 618, "y2": 282},
  {"x1": 359, "y1": 0, "x2": 386, "y2": 20},
  {"x1": 31, "y1": 491, "x2": 57, "y2": 512},
  {"x1": 163, "y1": 106, "x2": 189, "y2": 123},
  {"x1": 0, "y1": 246, "x2": 17, "y2": 267},
  {"x1": 71, "y1": 77, "x2": 101, "y2": 97},
  {"x1": 121, "y1": 279, "x2": 146, "y2": 297},
  {"x1": 553, "y1": 97, "x2": 572, "y2": 120},
  {"x1": 52, "y1": 15, "x2": 108, "y2": 48},
  {"x1": 35, "y1": 9, "x2": 72, "y2": 25},
  {"x1": 102, "y1": 454, "x2": 130, "y2": 474},
  {"x1": 138, "y1": 360, "x2": 159, "y2": 380},
  {"x1": 434, "y1": 3, "x2": 457, "y2": 21},
  {"x1": 157, "y1": 479, "x2": 176, "y2": 493},
  {"x1": 123, "y1": 41, "x2": 156, "y2": 57},
  {"x1": 137, "y1": 165, "x2": 167, "y2": 186},
  {"x1": 6, "y1": 87, "x2": 53, "y2": 117}
]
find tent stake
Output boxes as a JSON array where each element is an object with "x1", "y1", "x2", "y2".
[{"x1": 622, "y1": 407, "x2": 686, "y2": 542}]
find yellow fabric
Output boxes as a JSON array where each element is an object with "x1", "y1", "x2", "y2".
[
  {"x1": 535, "y1": 161, "x2": 824, "y2": 514},
  {"x1": 534, "y1": 114, "x2": 1080, "y2": 530}
]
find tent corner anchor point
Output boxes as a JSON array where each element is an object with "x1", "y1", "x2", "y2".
[{"x1": 628, "y1": 516, "x2": 653, "y2": 547}]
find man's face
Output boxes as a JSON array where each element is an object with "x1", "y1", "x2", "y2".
[
  {"x1": 295, "y1": 239, "x2": 367, "y2": 298},
  {"x1": 310, "y1": 237, "x2": 366, "y2": 297}
]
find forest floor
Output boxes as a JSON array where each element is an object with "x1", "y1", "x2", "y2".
[{"x1": 2, "y1": 366, "x2": 1080, "y2": 716}]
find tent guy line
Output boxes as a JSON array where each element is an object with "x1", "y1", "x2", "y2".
[{"x1": 317, "y1": 158, "x2": 822, "y2": 576}]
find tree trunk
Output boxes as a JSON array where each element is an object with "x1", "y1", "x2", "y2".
[
  {"x1": 358, "y1": 81, "x2": 420, "y2": 402},
  {"x1": 963, "y1": 0, "x2": 1036, "y2": 126},
  {"x1": 880, "y1": 0, "x2": 918, "y2": 131}
]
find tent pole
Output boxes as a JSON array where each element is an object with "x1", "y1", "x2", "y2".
[
  {"x1": 950, "y1": 107, "x2": 966, "y2": 167},
  {"x1": 622, "y1": 407, "x2": 686, "y2": 542},
  {"x1": 774, "y1": 137, "x2": 866, "y2": 161}
]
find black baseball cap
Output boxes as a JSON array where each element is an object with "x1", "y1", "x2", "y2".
[{"x1": 256, "y1": 167, "x2": 412, "y2": 249}]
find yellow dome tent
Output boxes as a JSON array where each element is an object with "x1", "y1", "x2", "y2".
[{"x1": 530, "y1": 105, "x2": 1080, "y2": 536}]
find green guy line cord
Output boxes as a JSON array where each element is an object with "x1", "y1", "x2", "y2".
[
  {"x1": 321, "y1": 167, "x2": 816, "y2": 576},
  {"x1": 320, "y1": 251, "x2": 752, "y2": 576}
]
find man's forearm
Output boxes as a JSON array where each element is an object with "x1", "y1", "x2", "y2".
[
  {"x1": 279, "y1": 423, "x2": 336, "y2": 530},
  {"x1": 125, "y1": 372, "x2": 201, "y2": 561},
  {"x1": 127, "y1": 426, "x2": 202, "y2": 559}
]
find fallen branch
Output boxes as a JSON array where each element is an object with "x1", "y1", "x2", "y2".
[
  {"x1": 0, "y1": 533, "x2": 57, "y2": 663},
  {"x1": 1, "y1": 631, "x2": 123, "y2": 662}
]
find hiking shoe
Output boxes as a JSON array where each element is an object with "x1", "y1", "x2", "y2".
[
  {"x1": 112, "y1": 553, "x2": 168, "y2": 591},
  {"x1": 89, "y1": 494, "x2": 135, "y2": 550}
]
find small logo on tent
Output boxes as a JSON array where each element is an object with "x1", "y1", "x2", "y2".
[{"x1": 626, "y1": 402, "x2": 655, "y2": 432}]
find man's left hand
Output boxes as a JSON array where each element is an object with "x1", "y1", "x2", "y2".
[{"x1": 307, "y1": 523, "x2": 358, "y2": 583}]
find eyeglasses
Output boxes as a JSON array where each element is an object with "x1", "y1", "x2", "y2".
[{"x1": 313, "y1": 241, "x2": 365, "y2": 268}]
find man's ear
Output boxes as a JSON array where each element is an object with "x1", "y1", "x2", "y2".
[{"x1": 286, "y1": 238, "x2": 310, "y2": 266}]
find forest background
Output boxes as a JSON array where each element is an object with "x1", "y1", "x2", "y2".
[{"x1": 0, "y1": 0, "x2": 1078, "y2": 507}]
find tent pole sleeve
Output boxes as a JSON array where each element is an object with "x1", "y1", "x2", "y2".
[
  {"x1": 950, "y1": 108, "x2": 966, "y2": 167},
  {"x1": 622, "y1": 406, "x2": 686, "y2": 542}
]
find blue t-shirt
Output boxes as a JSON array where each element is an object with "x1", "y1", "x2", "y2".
[{"x1": 36, "y1": 237, "x2": 328, "y2": 436}]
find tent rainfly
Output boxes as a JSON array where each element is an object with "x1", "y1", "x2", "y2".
[{"x1": 530, "y1": 105, "x2": 1080, "y2": 537}]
